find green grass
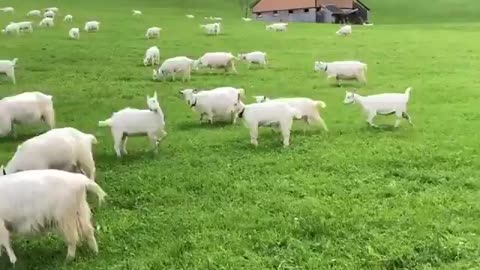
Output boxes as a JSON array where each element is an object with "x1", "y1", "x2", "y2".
[{"x1": 1, "y1": 0, "x2": 480, "y2": 269}]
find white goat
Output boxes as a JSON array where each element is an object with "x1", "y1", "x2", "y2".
[
  {"x1": 98, "y1": 92, "x2": 167, "y2": 157},
  {"x1": 15, "y1": 21, "x2": 34, "y2": 33},
  {"x1": 266, "y1": 23, "x2": 288, "y2": 32},
  {"x1": 314, "y1": 60, "x2": 367, "y2": 86},
  {"x1": 132, "y1": 9, "x2": 142, "y2": 15},
  {"x1": 145, "y1": 26, "x2": 161, "y2": 39},
  {"x1": 152, "y1": 56, "x2": 195, "y2": 82},
  {"x1": 44, "y1": 10, "x2": 55, "y2": 18},
  {"x1": 143, "y1": 46, "x2": 160, "y2": 66},
  {"x1": 2, "y1": 127, "x2": 97, "y2": 180},
  {"x1": 254, "y1": 96, "x2": 328, "y2": 132},
  {"x1": 27, "y1": 10, "x2": 41, "y2": 17},
  {"x1": 200, "y1": 23, "x2": 220, "y2": 35},
  {"x1": 2, "y1": 23, "x2": 20, "y2": 35},
  {"x1": 336, "y1": 25, "x2": 352, "y2": 36},
  {"x1": 0, "y1": 58, "x2": 18, "y2": 84},
  {"x1": 343, "y1": 87, "x2": 413, "y2": 128},
  {"x1": 84, "y1": 21, "x2": 100, "y2": 32},
  {"x1": 237, "y1": 101, "x2": 302, "y2": 147},
  {"x1": 193, "y1": 52, "x2": 238, "y2": 73},
  {"x1": 39, "y1": 17, "x2": 54, "y2": 27},
  {"x1": 238, "y1": 51, "x2": 267, "y2": 69},
  {"x1": 179, "y1": 87, "x2": 245, "y2": 124},
  {"x1": 186, "y1": 14, "x2": 195, "y2": 18},
  {"x1": 69, "y1": 27, "x2": 80, "y2": 39},
  {"x1": 0, "y1": 169, "x2": 106, "y2": 264},
  {"x1": 64, "y1": 14, "x2": 73, "y2": 22},
  {"x1": 0, "y1": 7, "x2": 14, "y2": 13},
  {"x1": 0, "y1": 91, "x2": 55, "y2": 137}
]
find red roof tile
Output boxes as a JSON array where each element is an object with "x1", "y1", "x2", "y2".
[{"x1": 253, "y1": 0, "x2": 353, "y2": 13}]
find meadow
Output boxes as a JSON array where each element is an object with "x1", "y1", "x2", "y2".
[{"x1": 0, "y1": 0, "x2": 480, "y2": 269}]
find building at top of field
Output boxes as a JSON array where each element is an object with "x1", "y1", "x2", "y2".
[{"x1": 252, "y1": 0, "x2": 370, "y2": 24}]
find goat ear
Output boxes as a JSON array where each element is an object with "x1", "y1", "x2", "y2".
[{"x1": 153, "y1": 91, "x2": 158, "y2": 99}]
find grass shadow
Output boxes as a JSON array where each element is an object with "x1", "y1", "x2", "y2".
[{"x1": 176, "y1": 120, "x2": 234, "y2": 131}]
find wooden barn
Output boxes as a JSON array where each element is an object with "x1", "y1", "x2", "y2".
[{"x1": 252, "y1": 0, "x2": 370, "y2": 24}]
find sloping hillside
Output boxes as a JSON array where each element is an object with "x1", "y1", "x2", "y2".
[{"x1": 365, "y1": 0, "x2": 480, "y2": 24}]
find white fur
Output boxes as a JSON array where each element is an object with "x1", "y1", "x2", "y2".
[
  {"x1": 242, "y1": 17, "x2": 252, "y2": 21},
  {"x1": 2, "y1": 128, "x2": 97, "y2": 180},
  {"x1": 64, "y1": 14, "x2": 73, "y2": 22},
  {"x1": 2, "y1": 23, "x2": 20, "y2": 35},
  {"x1": 15, "y1": 21, "x2": 34, "y2": 33},
  {"x1": 336, "y1": 25, "x2": 352, "y2": 36},
  {"x1": 0, "y1": 91, "x2": 55, "y2": 137},
  {"x1": 0, "y1": 7, "x2": 14, "y2": 13},
  {"x1": 254, "y1": 96, "x2": 328, "y2": 132},
  {"x1": 343, "y1": 87, "x2": 413, "y2": 128},
  {"x1": 179, "y1": 87, "x2": 245, "y2": 124},
  {"x1": 186, "y1": 14, "x2": 195, "y2": 18},
  {"x1": 0, "y1": 169, "x2": 106, "y2": 264},
  {"x1": 98, "y1": 92, "x2": 167, "y2": 157},
  {"x1": 84, "y1": 21, "x2": 100, "y2": 32},
  {"x1": 0, "y1": 58, "x2": 18, "y2": 84},
  {"x1": 132, "y1": 10, "x2": 142, "y2": 15},
  {"x1": 69, "y1": 27, "x2": 80, "y2": 39},
  {"x1": 193, "y1": 52, "x2": 237, "y2": 73},
  {"x1": 238, "y1": 51, "x2": 267, "y2": 69},
  {"x1": 237, "y1": 101, "x2": 302, "y2": 147},
  {"x1": 152, "y1": 56, "x2": 195, "y2": 82},
  {"x1": 145, "y1": 26, "x2": 161, "y2": 39},
  {"x1": 266, "y1": 23, "x2": 288, "y2": 32},
  {"x1": 213, "y1": 17, "x2": 223, "y2": 21},
  {"x1": 44, "y1": 10, "x2": 55, "y2": 18},
  {"x1": 27, "y1": 10, "x2": 41, "y2": 17},
  {"x1": 200, "y1": 23, "x2": 221, "y2": 35},
  {"x1": 314, "y1": 60, "x2": 367, "y2": 85},
  {"x1": 143, "y1": 46, "x2": 160, "y2": 66},
  {"x1": 39, "y1": 17, "x2": 54, "y2": 27}
]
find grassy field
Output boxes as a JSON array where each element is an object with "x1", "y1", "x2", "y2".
[{"x1": 1, "y1": 0, "x2": 480, "y2": 269}]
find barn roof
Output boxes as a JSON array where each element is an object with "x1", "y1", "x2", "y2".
[{"x1": 253, "y1": 0, "x2": 354, "y2": 13}]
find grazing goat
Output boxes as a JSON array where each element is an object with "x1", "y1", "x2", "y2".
[
  {"x1": 0, "y1": 169, "x2": 106, "y2": 264},
  {"x1": 254, "y1": 96, "x2": 328, "y2": 132},
  {"x1": 193, "y1": 52, "x2": 238, "y2": 73},
  {"x1": 343, "y1": 87, "x2": 413, "y2": 128},
  {"x1": 144, "y1": 46, "x2": 160, "y2": 66},
  {"x1": 314, "y1": 60, "x2": 367, "y2": 86},
  {"x1": 98, "y1": 92, "x2": 167, "y2": 157},
  {"x1": 0, "y1": 91, "x2": 55, "y2": 137},
  {"x1": 69, "y1": 27, "x2": 80, "y2": 39},
  {"x1": 0, "y1": 58, "x2": 18, "y2": 84},
  {"x1": 84, "y1": 21, "x2": 100, "y2": 32},
  {"x1": 237, "y1": 101, "x2": 302, "y2": 147},
  {"x1": 153, "y1": 56, "x2": 195, "y2": 82},
  {"x1": 238, "y1": 51, "x2": 267, "y2": 69},
  {"x1": 2, "y1": 127, "x2": 97, "y2": 180},
  {"x1": 179, "y1": 87, "x2": 245, "y2": 124}
]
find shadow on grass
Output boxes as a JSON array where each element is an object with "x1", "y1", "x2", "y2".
[
  {"x1": 176, "y1": 121, "x2": 234, "y2": 131},
  {"x1": 0, "y1": 133, "x2": 43, "y2": 144}
]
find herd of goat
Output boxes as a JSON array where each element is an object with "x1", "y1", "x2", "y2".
[{"x1": 0, "y1": 6, "x2": 413, "y2": 265}]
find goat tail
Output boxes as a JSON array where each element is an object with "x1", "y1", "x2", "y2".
[
  {"x1": 405, "y1": 87, "x2": 412, "y2": 100},
  {"x1": 315, "y1": 100, "x2": 327, "y2": 109},
  {"x1": 98, "y1": 118, "x2": 112, "y2": 127},
  {"x1": 85, "y1": 181, "x2": 107, "y2": 205},
  {"x1": 11, "y1": 58, "x2": 18, "y2": 65},
  {"x1": 87, "y1": 134, "x2": 98, "y2": 145}
]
